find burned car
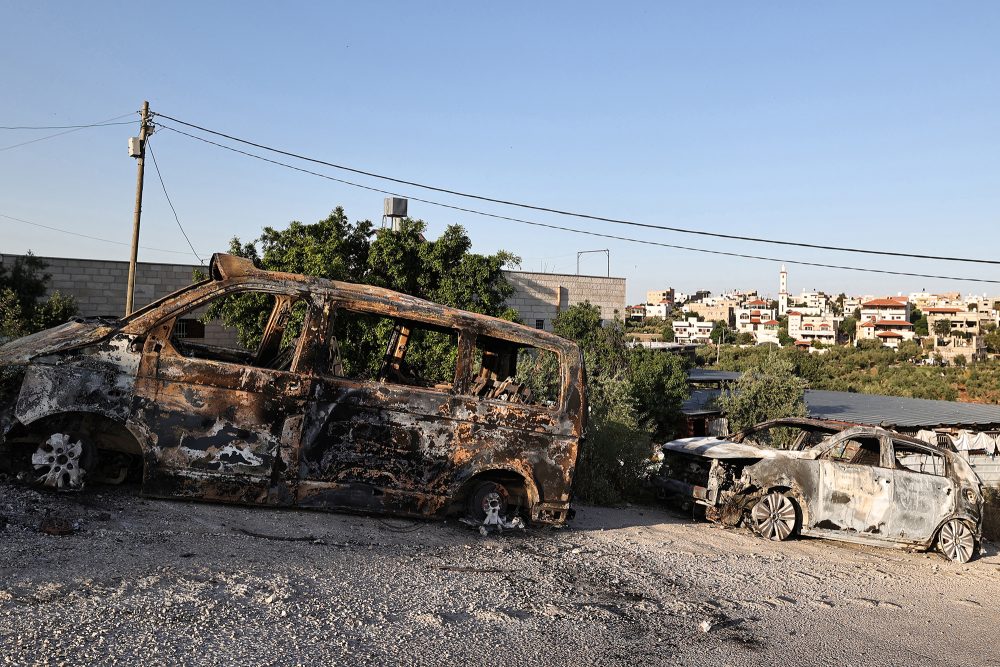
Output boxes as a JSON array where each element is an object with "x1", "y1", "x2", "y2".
[
  {"x1": 655, "y1": 418, "x2": 983, "y2": 562},
  {"x1": 0, "y1": 253, "x2": 585, "y2": 527}
]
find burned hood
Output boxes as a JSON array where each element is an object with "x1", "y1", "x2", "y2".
[
  {"x1": 661, "y1": 436, "x2": 808, "y2": 460},
  {"x1": 0, "y1": 318, "x2": 119, "y2": 366}
]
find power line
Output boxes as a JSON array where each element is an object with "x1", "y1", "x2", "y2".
[
  {"x1": 154, "y1": 112, "x2": 1000, "y2": 267},
  {"x1": 156, "y1": 123, "x2": 1000, "y2": 285},
  {"x1": 0, "y1": 121, "x2": 135, "y2": 130},
  {"x1": 0, "y1": 113, "x2": 136, "y2": 152},
  {"x1": 0, "y1": 212, "x2": 201, "y2": 257},
  {"x1": 146, "y1": 139, "x2": 204, "y2": 264}
]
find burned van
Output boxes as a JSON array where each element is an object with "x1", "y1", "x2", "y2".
[{"x1": 0, "y1": 254, "x2": 586, "y2": 526}]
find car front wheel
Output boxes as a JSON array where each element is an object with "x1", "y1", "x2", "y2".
[
  {"x1": 750, "y1": 491, "x2": 799, "y2": 541},
  {"x1": 937, "y1": 519, "x2": 976, "y2": 563}
]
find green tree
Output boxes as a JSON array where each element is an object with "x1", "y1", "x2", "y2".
[
  {"x1": 709, "y1": 320, "x2": 732, "y2": 344},
  {"x1": 718, "y1": 356, "x2": 806, "y2": 435},
  {"x1": 933, "y1": 318, "x2": 952, "y2": 338},
  {"x1": 983, "y1": 323, "x2": 1000, "y2": 354},
  {"x1": 662, "y1": 320, "x2": 675, "y2": 342},
  {"x1": 838, "y1": 315, "x2": 858, "y2": 343},
  {"x1": 909, "y1": 307, "x2": 923, "y2": 324},
  {"x1": 914, "y1": 314, "x2": 929, "y2": 336},
  {"x1": 204, "y1": 208, "x2": 518, "y2": 374},
  {"x1": 0, "y1": 252, "x2": 78, "y2": 341},
  {"x1": 895, "y1": 339, "x2": 923, "y2": 362},
  {"x1": 549, "y1": 303, "x2": 689, "y2": 502}
]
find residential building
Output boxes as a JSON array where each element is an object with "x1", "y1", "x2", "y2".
[
  {"x1": 684, "y1": 302, "x2": 735, "y2": 327},
  {"x1": 734, "y1": 299, "x2": 777, "y2": 342},
  {"x1": 643, "y1": 302, "x2": 670, "y2": 320},
  {"x1": 626, "y1": 304, "x2": 646, "y2": 321},
  {"x1": 645, "y1": 288, "x2": 675, "y2": 310},
  {"x1": 673, "y1": 318, "x2": 714, "y2": 345},
  {"x1": 788, "y1": 312, "x2": 842, "y2": 346}
]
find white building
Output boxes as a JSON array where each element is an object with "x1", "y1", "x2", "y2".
[
  {"x1": 788, "y1": 312, "x2": 841, "y2": 346},
  {"x1": 735, "y1": 299, "x2": 777, "y2": 342},
  {"x1": 673, "y1": 318, "x2": 714, "y2": 345}
]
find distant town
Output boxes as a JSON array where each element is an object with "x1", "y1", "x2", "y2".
[{"x1": 626, "y1": 265, "x2": 998, "y2": 366}]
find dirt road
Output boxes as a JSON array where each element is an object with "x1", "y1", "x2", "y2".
[{"x1": 1, "y1": 480, "x2": 997, "y2": 666}]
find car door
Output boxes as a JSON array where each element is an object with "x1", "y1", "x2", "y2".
[
  {"x1": 814, "y1": 434, "x2": 894, "y2": 536},
  {"x1": 885, "y1": 439, "x2": 955, "y2": 542},
  {"x1": 296, "y1": 307, "x2": 469, "y2": 516},
  {"x1": 131, "y1": 287, "x2": 317, "y2": 505}
]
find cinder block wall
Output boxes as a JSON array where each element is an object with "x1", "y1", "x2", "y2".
[
  {"x1": 503, "y1": 271, "x2": 627, "y2": 332},
  {"x1": 0, "y1": 254, "x2": 235, "y2": 347}
]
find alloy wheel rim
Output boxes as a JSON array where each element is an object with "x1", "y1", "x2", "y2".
[{"x1": 752, "y1": 492, "x2": 796, "y2": 541}]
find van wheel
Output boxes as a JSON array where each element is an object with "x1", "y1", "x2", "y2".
[
  {"x1": 31, "y1": 432, "x2": 96, "y2": 490},
  {"x1": 466, "y1": 481, "x2": 510, "y2": 522}
]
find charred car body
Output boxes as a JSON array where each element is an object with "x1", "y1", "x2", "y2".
[
  {"x1": 0, "y1": 254, "x2": 586, "y2": 526},
  {"x1": 655, "y1": 418, "x2": 983, "y2": 562}
]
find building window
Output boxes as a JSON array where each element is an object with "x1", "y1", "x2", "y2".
[
  {"x1": 174, "y1": 318, "x2": 205, "y2": 339},
  {"x1": 534, "y1": 319, "x2": 544, "y2": 330}
]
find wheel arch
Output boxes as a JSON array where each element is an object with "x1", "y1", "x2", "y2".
[{"x1": 450, "y1": 464, "x2": 539, "y2": 516}]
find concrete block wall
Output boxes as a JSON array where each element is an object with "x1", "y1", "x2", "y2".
[
  {"x1": 502, "y1": 270, "x2": 627, "y2": 332},
  {"x1": 0, "y1": 254, "x2": 236, "y2": 348}
]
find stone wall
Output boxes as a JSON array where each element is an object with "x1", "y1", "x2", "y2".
[
  {"x1": 0, "y1": 254, "x2": 236, "y2": 347},
  {"x1": 502, "y1": 271, "x2": 627, "y2": 332}
]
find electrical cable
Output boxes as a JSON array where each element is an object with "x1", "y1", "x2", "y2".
[
  {"x1": 146, "y1": 138, "x2": 205, "y2": 264},
  {"x1": 154, "y1": 112, "x2": 1000, "y2": 267},
  {"x1": 0, "y1": 112, "x2": 137, "y2": 152},
  {"x1": 0, "y1": 120, "x2": 135, "y2": 130},
  {"x1": 157, "y1": 123, "x2": 1000, "y2": 285},
  {"x1": 0, "y1": 212, "x2": 202, "y2": 257}
]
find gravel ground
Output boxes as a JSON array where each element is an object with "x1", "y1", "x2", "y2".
[{"x1": 1, "y1": 478, "x2": 998, "y2": 666}]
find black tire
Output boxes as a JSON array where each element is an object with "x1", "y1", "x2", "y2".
[{"x1": 466, "y1": 481, "x2": 510, "y2": 522}]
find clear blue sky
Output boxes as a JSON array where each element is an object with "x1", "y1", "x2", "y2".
[{"x1": 2, "y1": 2, "x2": 998, "y2": 304}]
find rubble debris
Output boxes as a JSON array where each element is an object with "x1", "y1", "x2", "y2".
[
  {"x1": 38, "y1": 515, "x2": 79, "y2": 536},
  {"x1": 698, "y1": 620, "x2": 713, "y2": 633}
]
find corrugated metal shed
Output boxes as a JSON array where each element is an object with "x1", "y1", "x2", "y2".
[
  {"x1": 680, "y1": 386, "x2": 1000, "y2": 430},
  {"x1": 687, "y1": 369, "x2": 741, "y2": 383},
  {"x1": 805, "y1": 390, "x2": 1000, "y2": 430}
]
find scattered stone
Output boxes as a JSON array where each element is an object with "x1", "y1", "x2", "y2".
[{"x1": 699, "y1": 620, "x2": 713, "y2": 633}]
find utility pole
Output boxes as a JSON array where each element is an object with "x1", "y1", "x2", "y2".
[{"x1": 125, "y1": 101, "x2": 152, "y2": 316}]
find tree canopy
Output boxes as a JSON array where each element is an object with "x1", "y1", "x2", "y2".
[
  {"x1": 718, "y1": 355, "x2": 807, "y2": 434},
  {"x1": 0, "y1": 253, "x2": 78, "y2": 341}
]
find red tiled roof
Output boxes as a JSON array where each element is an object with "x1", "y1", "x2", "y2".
[
  {"x1": 875, "y1": 319, "x2": 912, "y2": 326},
  {"x1": 925, "y1": 307, "x2": 961, "y2": 313},
  {"x1": 875, "y1": 331, "x2": 904, "y2": 338},
  {"x1": 746, "y1": 299, "x2": 768, "y2": 306},
  {"x1": 794, "y1": 340, "x2": 811, "y2": 346},
  {"x1": 750, "y1": 318, "x2": 761, "y2": 324},
  {"x1": 763, "y1": 319, "x2": 780, "y2": 325},
  {"x1": 862, "y1": 299, "x2": 907, "y2": 308}
]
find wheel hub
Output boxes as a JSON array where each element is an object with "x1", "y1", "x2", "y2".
[{"x1": 31, "y1": 433, "x2": 87, "y2": 489}]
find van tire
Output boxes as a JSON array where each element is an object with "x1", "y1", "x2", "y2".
[{"x1": 466, "y1": 481, "x2": 510, "y2": 522}]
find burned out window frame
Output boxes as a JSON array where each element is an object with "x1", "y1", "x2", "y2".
[
  {"x1": 467, "y1": 332, "x2": 565, "y2": 413},
  {"x1": 817, "y1": 433, "x2": 890, "y2": 468},
  {"x1": 890, "y1": 439, "x2": 949, "y2": 477},
  {"x1": 325, "y1": 303, "x2": 465, "y2": 393},
  {"x1": 145, "y1": 281, "x2": 319, "y2": 375}
]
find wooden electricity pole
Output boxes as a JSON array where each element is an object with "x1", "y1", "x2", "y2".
[{"x1": 125, "y1": 100, "x2": 151, "y2": 316}]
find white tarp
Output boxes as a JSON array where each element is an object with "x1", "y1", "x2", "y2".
[{"x1": 951, "y1": 430, "x2": 998, "y2": 455}]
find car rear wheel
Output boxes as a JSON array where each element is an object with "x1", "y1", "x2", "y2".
[
  {"x1": 937, "y1": 519, "x2": 976, "y2": 563},
  {"x1": 466, "y1": 481, "x2": 510, "y2": 522},
  {"x1": 750, "y1": 491, "x2": 799, "y2": 541}
]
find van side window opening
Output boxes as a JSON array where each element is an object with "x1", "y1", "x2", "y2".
[
  {"x1": 329, "y1": 308, "x2": 459, "y2": 391},
  {"x1": 169, "y1": 290, "x2": 306, "y2": 372},
  {"x1": 822, "y1": 437, "x2": 881, "y2": 465},
  {"x1": 468, "y1": 335, "x2": 560, "y2": 407}
]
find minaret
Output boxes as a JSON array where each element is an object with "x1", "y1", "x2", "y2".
[{"x1": 779, "y1": 265, "x2": 788, "y2": 316}]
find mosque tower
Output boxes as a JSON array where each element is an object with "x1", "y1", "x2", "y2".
[{"x1": 779, "y1": 265, "x2": 788, "y2": 316}]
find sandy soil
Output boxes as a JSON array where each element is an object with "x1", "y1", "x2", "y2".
[{"x1": 1, "y1": 479, "x2": 998, "y2": 666}]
